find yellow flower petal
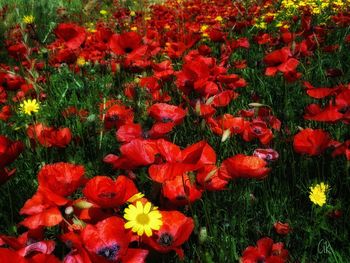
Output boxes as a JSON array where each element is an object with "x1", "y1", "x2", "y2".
[
  {"x1": 143, "y1": 202, "x2": 151, "y2": 214},
  {"x1": 144, "y1": 225, "x2": 152, "y2": 237}
]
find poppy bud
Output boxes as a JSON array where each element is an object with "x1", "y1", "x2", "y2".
[
  {"x1": 221, "y1": 129, "x2": 231, "y2": 142},
  {"x1": 74, "y1": 200, "x2": 93, "y2": 209},
  {"x1": 199, "y1": 227, "x2": 208, "y2": 244},
  {"x1": 87, "y1": 114, "x2": 96, "y2": 122},
  {"x1": 328, "y1": 209, "x2": 342, "y2": 219},
  {"x1": 273, "y1": 221, "x2": 291, "y2": 235}
]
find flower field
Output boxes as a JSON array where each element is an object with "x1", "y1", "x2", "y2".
[{"x1": 0, "y1": 0, "x2": 350, "y2": 262}]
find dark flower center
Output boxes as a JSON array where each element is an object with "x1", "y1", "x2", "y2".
[
  {"x1": 107, "y1": 115, "x2": 119, "y2": 122},
  {"x1": 97, "y1": 244, "x2": 120, "y2": 260},
  {"x1": 338, "y1": 106, "x2": 350, "y2": 114},
  {"x1": 161, "y1": 117, "x2": 173, "y2": 123},
  {"x1": 252, "y1": 127, "x2": 262, "y2": 135},
  {"x1": 124, "y1": 47, "x2": 133, "y2": 53},
  {"x1": 26, "y1": 238, "x2": 38, "y2": 246},
  {"x1": 257, "y1": 257, "x2": 266, "y2": 263},
  {"x1": 176, "y1": 195, "x2": 186, "y2": 200},
  {"x1": 142, "y1": 130, "x2": 150, "y2": 139},
  {"x1": 158, "y1": 233, "x2": 174, "y2": 247},
  {"x1": 98, "y1": 192, "x2": 117, "y2": 199},
  {"x1": 265, "y1": 154, "x2": 272, "y2": 160}
]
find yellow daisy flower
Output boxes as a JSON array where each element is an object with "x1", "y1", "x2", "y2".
[
  {"x1": 19, "y1": 99, "x2": 40, "y2": 116},
  {"x1": 76, "y1": 57, "x2": 86, "y2": 67},
  {"x1": 309, "y1": 182, "x2": 329, "y2": 207},
  {"x1": 23, "y1": 15, "x2": 35, "y2": 24},
  {"x1": 100, "y1": 10, "x2": 108, "y2": 16},
  {"x1": 124, "y1": 201, "x2": 162, "y2": 237}
]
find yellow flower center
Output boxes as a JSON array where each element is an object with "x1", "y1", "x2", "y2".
[{"x1": 136, "y1": 213, "x2": 150, "y2": 225}]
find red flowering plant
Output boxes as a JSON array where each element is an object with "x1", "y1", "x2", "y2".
[
  {"x1": 143, "y1": 210, "x2": 194, "y2": 259},
  {"x1": 0, "y1": 135, "x2": 24, "y2": 185},
  {"x1": 240, "y1": 237, "x2": 289, "y2": 263},
  {"x1": 19, "y1": 162, "x2": 85, "y2": 229},
  {"x1": 27, "y1": 123, "x2": 72, "y2": 148},
  {"x1": 1, "y1": 0, "x2": 350, "y2": 261},
  {"x1": 263, "y1": 47, "x2": 301, "y2": 82},
  {"x1": 293, "y1": 128, "x2": 331, "y2": 156},
  {"x1": 206, "y1": 106, "x2": 280, "y2": 145},
  {"x1": 302, "y1": 82, "x2": 350, "y2": 123}
]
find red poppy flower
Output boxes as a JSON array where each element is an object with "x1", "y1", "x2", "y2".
[
  {"x1": 61, "y1": 232, "x2": 92, "y2": 263},
  {"x1": 50, "y1": 48, "x2": 77, "y2": 65},
  {"x1": 83, "y1": 175, "x2": 138, "y2": 208},
  {"x1": 140, "y1": 76, "x2": 160, "y2": 92},
  {"x1": 109, "y1": 32, "x2": 143, "y2": 55},
  {"x1": 81, "y1": 217, "x2": 144, "y2": 262},
  {"x1": 0, "y1": 105, "x2": 11, "y2": 121},
  {"x1": 273, "y1": 222, "x2": 292, "y2": 235},
  {"x1": 0, "y1": 248, "x2": 26, "y2": 263},
  {"x1": 220, "y1": 154, "x2": 271, "y2": 180},
  {"x1": 27, "y1": 254, "x2": 61, "y2": 263},
  {"x1": 263, "y1": 47, "x2": 299, "y2": 77},
  {"x1": 7, "y1": 42, "x2": 28, "y2": 60},
  {"x1": 148, "y1": 122, "x2": 175, "y2": 138},
  {"x1": 1, "y1": 73, "x2": 25, "y2": 90},
  {"x1": 162, "y1": 174, "x2": 202, "y2": 206},
  {"x1": 196, "y1": 164, "x2": 228, "y2": 191},
  {"x1": 20, "y1": 190, "x2": 64, "y2": 218},
  {"x1": 149, "y1": 162, "x2": 195, "y2": 184},
  {"x1": 95, "y1": 26, "x2": 113, "y2": 44},
  {"x1": 303, "y1": 104, "x2": 343, "y2": 122},
  {"x1": 20, "y1": 207, "x2": 63, "y2": 229},
  {"x1": 208, "y1": 114, "x2": 245, "y2": 137},
  {"x1": 176, "y1": 57, "x2": 211, "y2": 94},
  {"x1": 152, "y1": 60, "x2": 174, "y2": 81},
  {"x1": 253, "y1": 148, "x2": 279, "y2": 162},
  {"x1": 103, "y1": 103, "x2": 134, "y2": 129},
  {"x1": 156, "y1": 139, "x2": 182, "y2": 162},
  {"x1": 49, "y1": 127, "x2": 72, "y2": 148},
  {"x1": 148, "y1": 139, "x2": 194, "y2": 183},
  {"x1": 336, "y1": 89, "x2": 350, "y2": 123},
  {"x1": 0, "y1": 135, "x2": 24, "y2": 168},
  {"x1": 210, "y1": 90, "x2": 238, "y2": 108},
  {"x1": 293, "y1": 128, "x2": 331, "y2": 156},
  {"x1": 195, "y1": 102, "x2": 216, "y2": 118},
  {"x1": 243, "y1": 120, "x2": 273, "y2": 145},
  {"x1": 0, "y1": 229, "x2": 56, "y2": 259},
  {"x1": 55, "y1": 23, "x2": 86, "y2": 49},
  {"x1": 116, "y1": 124, "x2": 142, "y2": 143},
  {"x1": 38, "y1": 162, "x2": 85, "y2": 197},
  {"x1": 27, "y1": 123, "x2": 72, "y2": 148},
  {"x1": 143, "y1": 210, "x2": 194, "y2": 259},
  {"x1": 255, "y1": 33, "x2": 273, "y2": 45},
  {"x1": 332, "y1": 140, "x2": 350, "y2": 160},
  {"x1": 148, "y1": 103, "x2": 186, "y2": 125},
  {"x1": 104, "y1": 139, "x2": 158, "y2": 169},
  {"x1": 181, "y1": 140, "x2": 216, "y2": 166},
  {"x1": 165, "y1": 42, "x2": 188, "y2": 59},
  {"x1": 20, "y1": 163, "x2": 84, "y2": 229},
  {"x1": 241, "y1": 237, "x2": 288, "y2": 263},
  {"x1": 0, "y1": 86, "x2": 7, "y2": 103},
  {"x1": 303, "y1": 81, "x2": 338, "y2": 99}
]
